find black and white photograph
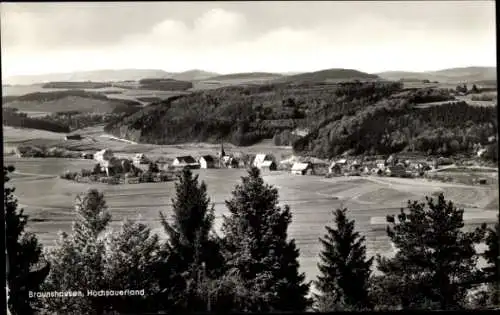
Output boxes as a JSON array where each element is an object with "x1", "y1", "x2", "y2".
[{"x1": 2, "y1": 1, "x2": 499, "y2": 314}]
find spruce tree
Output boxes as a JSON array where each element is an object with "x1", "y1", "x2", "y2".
[
  {"x1": 156, "y1": 167, "x2": 223, "y2": 312},
  {"x1": 103, "y1": 219, "x2": 162, "y2": 313},
  {"x1": 42, "y1": 189, "x2": 111, "y2": 314},
  {"x1": 376, "y1": 193, "x2": 486, "y2": 310},
  {"x1": 221, "y1": 167, "x2": 311, "y2": 312},
  {"x1": 315, "y1": 208, "x2": 373, "y2": 311},
  {"x1": 4, "y1": 166, "x2": 50, "y2": 315},
  {"x1": 483, "y1": 215, "x2": 500, "y2": 307}
]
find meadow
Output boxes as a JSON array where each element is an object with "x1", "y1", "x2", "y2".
[{"x1": 5, "y1": 155, "x2": 498, "y2": 283}]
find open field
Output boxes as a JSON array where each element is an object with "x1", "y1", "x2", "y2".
[
  {"x1": 2, "y1": 84, "x2": 192, "y2": 106},
  {"x1": 4, "y1": 154, "x2": 498, "y2": 283},
  {"x1": 3, "y1": 125, "x2": 295, "y2": 160}
]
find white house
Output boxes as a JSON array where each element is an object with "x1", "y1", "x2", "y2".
[
  {"x1": 291, "y1": 162, "x2": 312, "y2": 175},
  {"x1": 253, "y1": 154, "x2": 275, "y2": 169},
  {"x1": 95, "y1": 149, "x2": 114, "y2": 162},
  {"x1": 328, "y1": 162, "x2": 342, "y2": 174},
  {"x1": 134, "y1": 153, "x2": 149, "y2": 165},
  {"x1": 199, "y1": 155, "x2": 216, "y2": 169},
  {"x1": 336, "y1": 159, "x2": 347, "y2": 165},
  {"x1": 385, "y1": 165, "x2": 406, "y2": 177},
  {"x1": 477, "y1": 148, "x2": 488, "y2": 157},
  {"x1": 172, "y1": 156, "x2": 200, "y2": 169}
]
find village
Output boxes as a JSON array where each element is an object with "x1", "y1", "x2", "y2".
[{"x1": 53, "y1": 140, "x2": 495, "y2": 186}]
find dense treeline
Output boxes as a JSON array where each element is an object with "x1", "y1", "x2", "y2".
[
  {"x1": 138, "y1": 78, "x2": 193, "y2": 91},
  {"x1": 41, "y1": 82, "x2": 112, "y2": 89},
  {"x1": 104, "y1": 81, "x2": 403, "y2": 146},
  {"x1": 293, "y1": 100, "x2": 497, "y2": 158},
  {"x1": 3, "y1": 109, "x2": 70, "y2": 133},
  {"x1": 5, "y1": 165, "x2": 499, "y2": 314},
  {"x1": 40, "y1": 112, "x2": 128, "y2": 131}
]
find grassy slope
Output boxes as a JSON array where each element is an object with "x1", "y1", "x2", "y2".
[
  {"x1": 204, "y1": 72, "x2": 284, "y2": 81},
  {"x1": 3, "y1": 90, "x2": 141, "y2": 114},
  {"x1": 276, "y1": 68, "x2": 379, "y2": 83},
  {"x1": 377, "y1": 66, "x2": 497, "y2": 83}
]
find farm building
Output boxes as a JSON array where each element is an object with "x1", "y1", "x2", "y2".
[
  {"x1": 101, "y1": 157, "x2": 122, "y2": 176},
  {"x1": 172, "y1": 156, "x2": 200, "y2": 169},
  {"x1": 253, "y1": 153, "x2": 276, "y2": 169},
  {"x1": 95, "y1": 149, "x2": 114, "y2": 162},
  {"x1": 386, "y1": 155, "x2": 397, "y2": 166},
  {"x1": 328, "y1": 162, "x2": 342, "y2": 174},
  {"x1": 134, "y1": 153, "x2": 149, "y2": 164},
  {"x1": 260, "y1": 160, "x2": 277, "y2": 171},
  {"x1": 477, "y1": 148, "x2": 488, "y2": 157},
  {"x1": 291, "y1": 162, "x2": 313, "y2": 175},
  {"x1": 349, "y1": 160, "x2": 362, "y2": 171},
  {"x1": 65, "y1": 134, "x2": 82, "y2": 140},
  {"x1": 385, "y1": 165, "x2": 407, "y2": 177},
  {"x1": 199, "y1": 155, "x2": 216, "y2": 169},
  {"x1": 15, "y1": 145, "x2": 44, "y2": 158}
]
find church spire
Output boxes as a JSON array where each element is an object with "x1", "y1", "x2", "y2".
[{"x1": 220, "y1": 141, "x2": 226, "y2": 157}]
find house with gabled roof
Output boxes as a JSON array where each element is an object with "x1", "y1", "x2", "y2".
[
  {"x1": 291, "y1": 162, "x2": 313, "y2": 175},
  {"x1": 199, "y1": 155, "x2": 216, "y2": 169},
  {"x1": 172, "y1": 156, "x2": 200, "y2": 169}
]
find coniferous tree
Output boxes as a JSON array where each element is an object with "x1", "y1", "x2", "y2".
[
  {"x1": 42, "y1": 189, "x2": 111, "y2": 314},
  {"x1": 315, "y1": 208, "x2": 373, "y2": 311},
  {"x1": 483, "y1": 215, "x2": 500, "y2": 307},
  {"x1": 156, "y1": 167, "x2": 223, "y2": 312},
  {"x1": 221, "y1": 167, "x2": 311, "y2": 312},
  {"x1": 103, "y1": 219, "x2": 162, "y2": 313},
  {"x1": 376, "y1": 194, "x2": 486, "y2": 310},
  {"x1": 4, "y1": 166, "x2": 50, "y2": 315}
]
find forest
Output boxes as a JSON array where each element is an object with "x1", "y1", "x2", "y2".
[
  {"x1": 2, "y1": 108, "x2": 70, "y2": 133},
  {"x1": 105, "y1": 81, "x2": 497, "y2": 160}
]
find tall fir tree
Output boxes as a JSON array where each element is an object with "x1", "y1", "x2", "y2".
[
  {"x1": 483, "y1": 215, "x2": 500, "y2": 307},
  {"x1": 42, "y1": 189, "x2": 111, "y2": 314},
  {"x1": 315, "y1": 208, "x2": 373, "y2": 311},
  {"x1": 376, "y1": 194, "x2": 486, "y2": 310},
  {"x1": 4, "y1": 166, "x2": 50, "y2": 315},
  {"x1": 221, "y1": 167, "x2": 311, "y2": 312},
  {"x1": 156, "y1": 167, "x2": 224, "y2": 312},
  {"x1": 103, "y1": 218, "x2": 162, "y2": 313}
]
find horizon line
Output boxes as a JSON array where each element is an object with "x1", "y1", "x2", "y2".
[{"x1": 3, "y1": 64, "x2": 497, "y2": 79}]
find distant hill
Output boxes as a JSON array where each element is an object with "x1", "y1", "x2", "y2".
[
  {"x1": 171, "y1": 69, "x2": 220, "y2": 81},
  {"x1": 377, "y1": 67, "x2": 496, "y2": 84},
  {"x1": 3, "y1": 90, "x2": 142, "y2": 114},
  {"x1": 4, "y1": 69, "x2": 174, "y2": 85},
  {"x1": 276, "y1": 68, "x2": 379, "y2": 83},
  {"x1": 138, "y1": 78, "x2": 193, "y2": 91},
  {"x1": 204, "y1": 72, "x2": 284, "y2": 82}
]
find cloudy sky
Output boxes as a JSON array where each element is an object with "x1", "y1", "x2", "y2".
[{"x1": 1, "y1": 1, "x2": 496, "y2": 77}]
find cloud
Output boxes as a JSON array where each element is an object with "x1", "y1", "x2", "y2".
[{"x1": 1, "y1": 3, "x2": 496, "y2": 76}]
